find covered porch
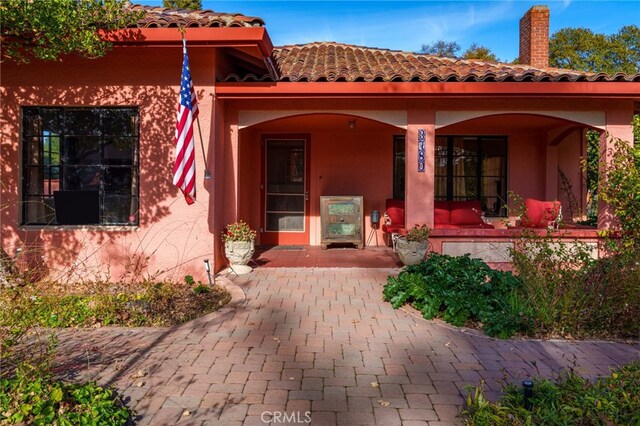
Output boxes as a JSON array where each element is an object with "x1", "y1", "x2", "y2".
[{"x1": 225, "y1": 106, "x2": 608, "y2": 266}]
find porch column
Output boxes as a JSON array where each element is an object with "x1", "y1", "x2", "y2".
[
  {"x1": 406, "y1": 109, "x2": 436, "y2": 227},
  {"x1": 598, "y1": 106, "x2": 635, "y2": 228},
  {"x1": 213, "y1": 105, "x2": 240, "y2": 271}
]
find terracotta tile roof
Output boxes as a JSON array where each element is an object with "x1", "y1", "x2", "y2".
[
  {"x1": 127, "y1": 4, "x2": 265, "y2": 28},
  {"x1": 222, "y1": 41, "x2": 640, "y2": 83}
]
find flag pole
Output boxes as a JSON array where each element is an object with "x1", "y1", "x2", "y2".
[{"x1": 181, "y1": 30, "x2": 211, "y2": 179}]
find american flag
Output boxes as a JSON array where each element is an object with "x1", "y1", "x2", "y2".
[{"x1": 173, "y1": 38, "x2": 199, "y2": 205}]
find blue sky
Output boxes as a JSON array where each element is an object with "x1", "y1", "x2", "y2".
[{"x1": 147, "y1": 1, "x2": 640, "y2": 61}]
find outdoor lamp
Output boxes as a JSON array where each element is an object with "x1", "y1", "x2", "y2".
[
  {"x1": 522, "y1": 380, "x2": 534, "y2": 411},
  {"x1": 204, "y1": 259, "x2": 213, "y2": 286},
  {"x1": 370, "y1": 210, "x2": 380, "y2": 227}
]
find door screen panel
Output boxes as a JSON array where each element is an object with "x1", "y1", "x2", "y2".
[{"x1": 265, "y1": 140, "x2": 306, "y2": 232}]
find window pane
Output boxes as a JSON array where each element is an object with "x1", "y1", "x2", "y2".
[
  {"x1": 452, "y1": 177, "x2": 477, "y2": 198},
  {"x1": 435, "y1": 136, "x2": 448, "y2": 156},
  {"x1": 63, "y1": 136, "x2": 101, "y2": 165},
  {"x1": 104, "y1": 137, "x2": 135, "y2": 165},
  {"x1": 24, "y1": 196, "x2": 56, "y2": 224},
  {"x1": 103, "y1": 195, "x2": 137, "y2": 225},
  {"x1": 65, "y1": 108, "x2": 101, "y2": 136},
  {"x1": 62, "y1": 166, "x2": 101, "y2": 191},
  {"x1": 434, "y1": 156, "x2": 447, "y2": 175},
  {"x1": 452, "y1": 137, "x2": 478, "y2": 155},
  {"x1": 266, "y1": 194, "x2": 304, "y2": 212},
  {"x1": 103, "y1": 109, "x2": 138, "y2": 136},
  {"x1": 482, "y1": 138, "x2": 507, "y2": 157},
  {"x1": 452, "y1": 155, "x2": 477, "y2": 176},
  {"x1": 435, "y1": 176, "x2": 447, "y2": 198},
  {"x1": 105, "y1": 167, "x2": 132, "y2": 195}
]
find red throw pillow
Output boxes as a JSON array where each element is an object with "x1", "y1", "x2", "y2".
[
  {"x1": 385, "y1": 199, "x2": 405, "y2": 226},
  {"x1": 523, "y1": 199, "x2": 561, "y2": 227},
  {"x1": 450, "y1": 200, "x2": 484, "y2": 226},
  {"x1": 434, "y1": 201, "x2": 450, "y2": 225}
]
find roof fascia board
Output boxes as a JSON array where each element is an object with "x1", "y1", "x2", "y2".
[
  {"x1": 215, "y1": 81, "x2": 640, "y2": 98},
  {"x1": 105, "y1": 27, "x2": 274, "y2": 56}
]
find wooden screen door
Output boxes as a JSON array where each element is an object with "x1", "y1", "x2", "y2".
[{"x1": 260, "y1": 136, "x2": 310, "y2": 245}]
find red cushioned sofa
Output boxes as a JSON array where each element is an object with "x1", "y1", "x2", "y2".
[
  {"x1": 434, "y1": 200, "x2": 495, "y2": 229},
  {"x1": 382, "y1": 199, "x2": 494, "y2": 241}
]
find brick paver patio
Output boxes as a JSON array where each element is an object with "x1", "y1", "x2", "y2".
[{"x1": 54, "y1": 268, "x2": 640, "y2": 425}]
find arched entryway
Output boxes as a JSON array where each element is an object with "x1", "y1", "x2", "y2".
[{"x1": 237, "y1": 113, "x2": 405, "y2": 247}]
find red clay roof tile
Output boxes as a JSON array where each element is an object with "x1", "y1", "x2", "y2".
[
  {"x1": 223, "y1": 41, "x2": 640, "y2": 83},
  {"x1": 128, "y1": 4, "x2": 264, "y2": 28}
]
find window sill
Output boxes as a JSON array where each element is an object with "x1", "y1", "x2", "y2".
[{"x1": 20, "y1": 225, "x2": 139, "y2": 232}]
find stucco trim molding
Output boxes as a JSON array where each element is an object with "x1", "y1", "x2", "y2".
[
  {"x1": 435, "y1": 111, "x2": 606, "y2": 130},
  {"x1": 238, "y1": 110, "x2": 408, "y2": 129}
]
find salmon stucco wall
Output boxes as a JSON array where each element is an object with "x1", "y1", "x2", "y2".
[{"x1": 0, "y1": 47, "x2": 217, "y2": 282}]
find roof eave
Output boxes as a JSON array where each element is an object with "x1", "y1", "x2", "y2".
[
  {"x1": 214, "y1": 81, "x2": 640, "y2": 99},
  {"x1": 103, "y1": 27, "x2": 274, "y2": 57}
]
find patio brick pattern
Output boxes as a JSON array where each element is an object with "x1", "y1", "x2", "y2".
[{"x1": 54, "y1": 268, "x2": 640, "y2": 425}]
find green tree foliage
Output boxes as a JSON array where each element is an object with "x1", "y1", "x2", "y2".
[
  {"x1": 549, "y1": 25, "x2": 640, "y2": 74},
  {"x1": 163, "y1": 0, "x2": 203, "y2": 9},
  {"x1": 0, "y1": 0, "x2": 142, "y2": 64},
  {"x1": 599, "y1": 137, "x2": 640, "y2": 251},
  {"x1": 420, "y1": 40, "x2": 461, "y2": 57},
  {"x1": 462, "y1": 43, "x2": 499, "y2": 62}
]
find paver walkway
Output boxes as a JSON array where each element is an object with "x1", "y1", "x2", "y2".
[{"x1": 54, "y1": 268, "x2": 640, "y2": 425}]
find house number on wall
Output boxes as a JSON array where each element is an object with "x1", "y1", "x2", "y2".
[{"x1": 418, "y1": 129, "x2": 426, "y2": 173}]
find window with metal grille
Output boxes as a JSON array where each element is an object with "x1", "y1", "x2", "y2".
[
  {"x1": 435, "y1": 135, "x2": 508, "y2": 216},
  {"x1": 22, "y1": 107, "x2": 140, "y2": 226}
]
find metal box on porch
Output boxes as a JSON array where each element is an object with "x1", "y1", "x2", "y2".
[{"x1": 320, "y1": 196, "x2": 364, "y2": 249}]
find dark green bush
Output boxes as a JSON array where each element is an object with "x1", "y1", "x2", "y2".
[
  {"x1": 463, "y1": 360, "x2": 640, "y2": 425},
  {"x1": 383, "y1": 254, "x2": 531, "y2": 338},
  {"x1": 0, "y1": 372, "x2": 131, "y2": 425}
]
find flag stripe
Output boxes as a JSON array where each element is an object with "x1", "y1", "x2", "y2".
[{"x1": 173, "y1": 39, "x2": 199, "y2": 205}]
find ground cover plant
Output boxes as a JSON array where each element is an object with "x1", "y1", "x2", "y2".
[
  {"x1": 462, "y1": 360, "x2": 640, "y2": 425},
  {"x1": 383, "y1": 253, "x2": 532, "y2": 338},
  {"x1": 0, "y1": 275, "x2": 231, "y2": 329}
]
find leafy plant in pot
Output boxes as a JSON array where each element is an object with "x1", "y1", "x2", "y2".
[
  {"x1": 222, "y1": 220, "x2": 257, "y2": 274},
  {"x1": 396, "y1": 224, "x2": 430, "y2": 266}
]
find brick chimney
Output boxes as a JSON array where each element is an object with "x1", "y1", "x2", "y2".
[{"x1": 519, "y1": 5, "x2": 550, "y2": 68}]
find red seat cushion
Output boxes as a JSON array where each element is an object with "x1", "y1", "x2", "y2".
[
  {"x1": 450, "y1": 200, "x2": 484, "y2": 226},
  {"x1": 434, "y1": 201, "x2": 450, "y2": 225},
  {"x1": 385, "y1": 199, "x2": 405, "y2": 227},
  {"x1": 382, "y1": 224, "x2": 406, "y2": 234},
  {"x1": 522, "y1": 199, "x2": 561, "y2": 228}
]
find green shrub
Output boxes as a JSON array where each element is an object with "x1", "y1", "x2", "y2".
[
  {"x1": 510, "y1": 235, "x2": 596, "y2": 336},
  {"x1": 0, "y1": 372, "x2": 131, "y2": 425},
  {"x1": 511, "y1": 233, "x2": 640, "y2": 338},
  {"x1": 383, "y1": 254, "x2": 530, "y2": 338},
  {"x1": 463, "y1": 360, "x2": 640, "y2": 425}
]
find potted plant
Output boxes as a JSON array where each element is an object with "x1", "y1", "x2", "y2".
[
  {"x1": 222, "y1": 220, "x2": 257, "y2": 274},
  {"x1": 395, "y1": 224, "x2": 430, "y2": 266}
]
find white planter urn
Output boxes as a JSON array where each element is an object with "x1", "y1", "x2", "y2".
[
  {"x1": 224, "y1": 239, "x2": 255, "y2": 274},
  {"x1": 395, "y1": 237, "x2": 428, "y2": 266}
]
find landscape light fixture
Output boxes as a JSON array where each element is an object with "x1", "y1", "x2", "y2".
[{"x1": 204, "y1": 259, "x2": 214, "y2": 286}]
